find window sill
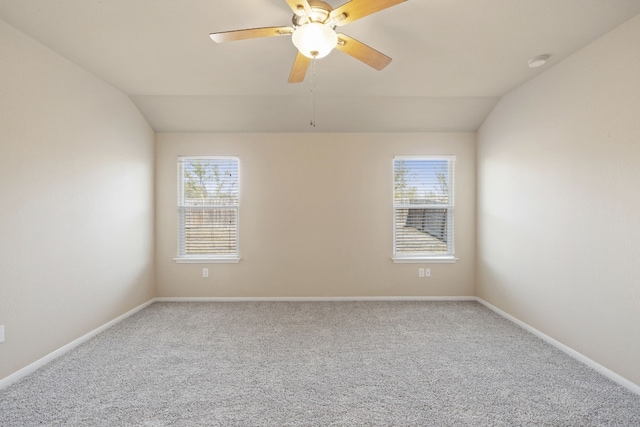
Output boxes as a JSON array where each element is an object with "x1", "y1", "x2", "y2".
[
  {"x1": 392, "y1": 256, "x2": 458, "y2": 264},
  {"x1": 174, "y1": 257, "x2": 241, "y2": 264}
]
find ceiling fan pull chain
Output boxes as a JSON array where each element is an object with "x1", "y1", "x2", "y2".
[{"x1": 310, "y1": 57, "x2": 317, "y2": 127}]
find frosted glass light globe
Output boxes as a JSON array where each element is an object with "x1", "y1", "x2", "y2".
[{"x1": 292, "y1": 22, "x2": 338, "y2": 59}]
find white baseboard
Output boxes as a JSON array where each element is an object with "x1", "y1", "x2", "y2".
[
  {"x1": 154, "y1": 296, "x2": 477, "y2": 302},
  {"x1": 0, "y1": 299, "x2": 154, "y2": 390},
  {"x1": 476, "y1": 297, "x2": 640, "y2": 396}
]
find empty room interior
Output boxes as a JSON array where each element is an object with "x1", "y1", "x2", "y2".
[{"x1": 1, "y1": 0, "x2": 640, "y2": 424}]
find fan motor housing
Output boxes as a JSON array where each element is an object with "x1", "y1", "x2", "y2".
[{"x1": 292, "y1": 0, "x2": 334, "y2": 27}]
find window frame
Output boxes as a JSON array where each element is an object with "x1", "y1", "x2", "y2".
[
  {"x1": 392, "y1": 155, "x2": 457, "y2": 264},
  {"x1": 174, "y1": 155, "x2": 240, "y2": 264}
]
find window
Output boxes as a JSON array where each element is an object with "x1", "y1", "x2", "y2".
[
  {"x1": 176, "y1": 156, "x2": 239, "y2": 262},
  {"x1": 393, "y1": 156, "x2": 455, "y2": 262}
]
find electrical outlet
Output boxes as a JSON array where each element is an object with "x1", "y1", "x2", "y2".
[
  {"x1": 425, "y1": 268, "x2": 431, "y2": 278},
  {"x1": 202, "y1": 268, "x2": 209, "y2": 278},
  {"x1": 418, "y1": 268, "x2": 425, "y2": 278},
  {"x1": 0, "y1": 325, "x2": 4, "y2": 343}
]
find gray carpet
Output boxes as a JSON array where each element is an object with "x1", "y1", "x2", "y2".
[{"x1": 1, "y1": 301, "x2": 639, "y2": 426}]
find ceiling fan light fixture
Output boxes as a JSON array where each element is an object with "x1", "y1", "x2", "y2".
[{"x1": 292, "y1": 22, "x2": 337, "y2": 59}]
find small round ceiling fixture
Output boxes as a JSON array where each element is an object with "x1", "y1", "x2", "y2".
[{"x1": 528, "y1": 54, "x2": 550, "y2": 68}]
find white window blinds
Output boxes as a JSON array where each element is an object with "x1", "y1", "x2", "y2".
[
  {"x1": 177, "y1": 156, "x2": 239, "y2": 259},
  {"x1": 393, "y1": 157, "x2": 455, "y2": 259}
]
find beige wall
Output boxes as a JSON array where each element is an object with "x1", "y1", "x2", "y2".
[
  {"x1": 156, "y1": 133, "x2": 475, "y2": 298},
  {"x1": 477, "y1": 15, "x2": 640, "y2": 386},
  {"x1": 0, "y1": 21, "x2": 155, "y2": 380}
]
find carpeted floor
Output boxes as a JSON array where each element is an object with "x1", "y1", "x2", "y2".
[{"x1": 1, "y1": 301, "x2": 639, "y2": 426}]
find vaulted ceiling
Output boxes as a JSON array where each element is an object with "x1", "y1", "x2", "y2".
[{"x1": 2, "y1": 0, "x2": 640, "y2": 132}]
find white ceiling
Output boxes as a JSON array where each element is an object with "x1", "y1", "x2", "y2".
[{"x1": 2, "y1": 0, "x2": 640, "y2": 132}]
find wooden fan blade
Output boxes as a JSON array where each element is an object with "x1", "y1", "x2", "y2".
[
  {"x1": 335, "y1": 34, "x2": 392, "y2": 70},
  {"x1": 288, "y1": 51, "x2": 312, "y2": 83},
  {"x1": 210, "y1": 26, "x2": 293, "y2": 43},
  {"x1": 330, "y1": 0, "x2": 407, "y2": 26},
  {"x1": 284, "y1": 0, "x2": 313, "y2": 18}
]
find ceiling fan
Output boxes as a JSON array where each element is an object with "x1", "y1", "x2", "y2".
[{"x1": 209, "y1": 0, "x2": 407, "y2": 83}]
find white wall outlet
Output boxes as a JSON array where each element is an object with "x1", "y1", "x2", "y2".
[
  {"x1": 202, "y1": 268, "x2": 209, "y2": 278},
  {"x1": 425, "y1": 268, "x2": 431, "y2": 277},
  {"x1": 0, "y1": 325, "x2": 4, "y2": 343},
  {"x1": 418, "y1": 268, "x2": 425, "y2": 278}
]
